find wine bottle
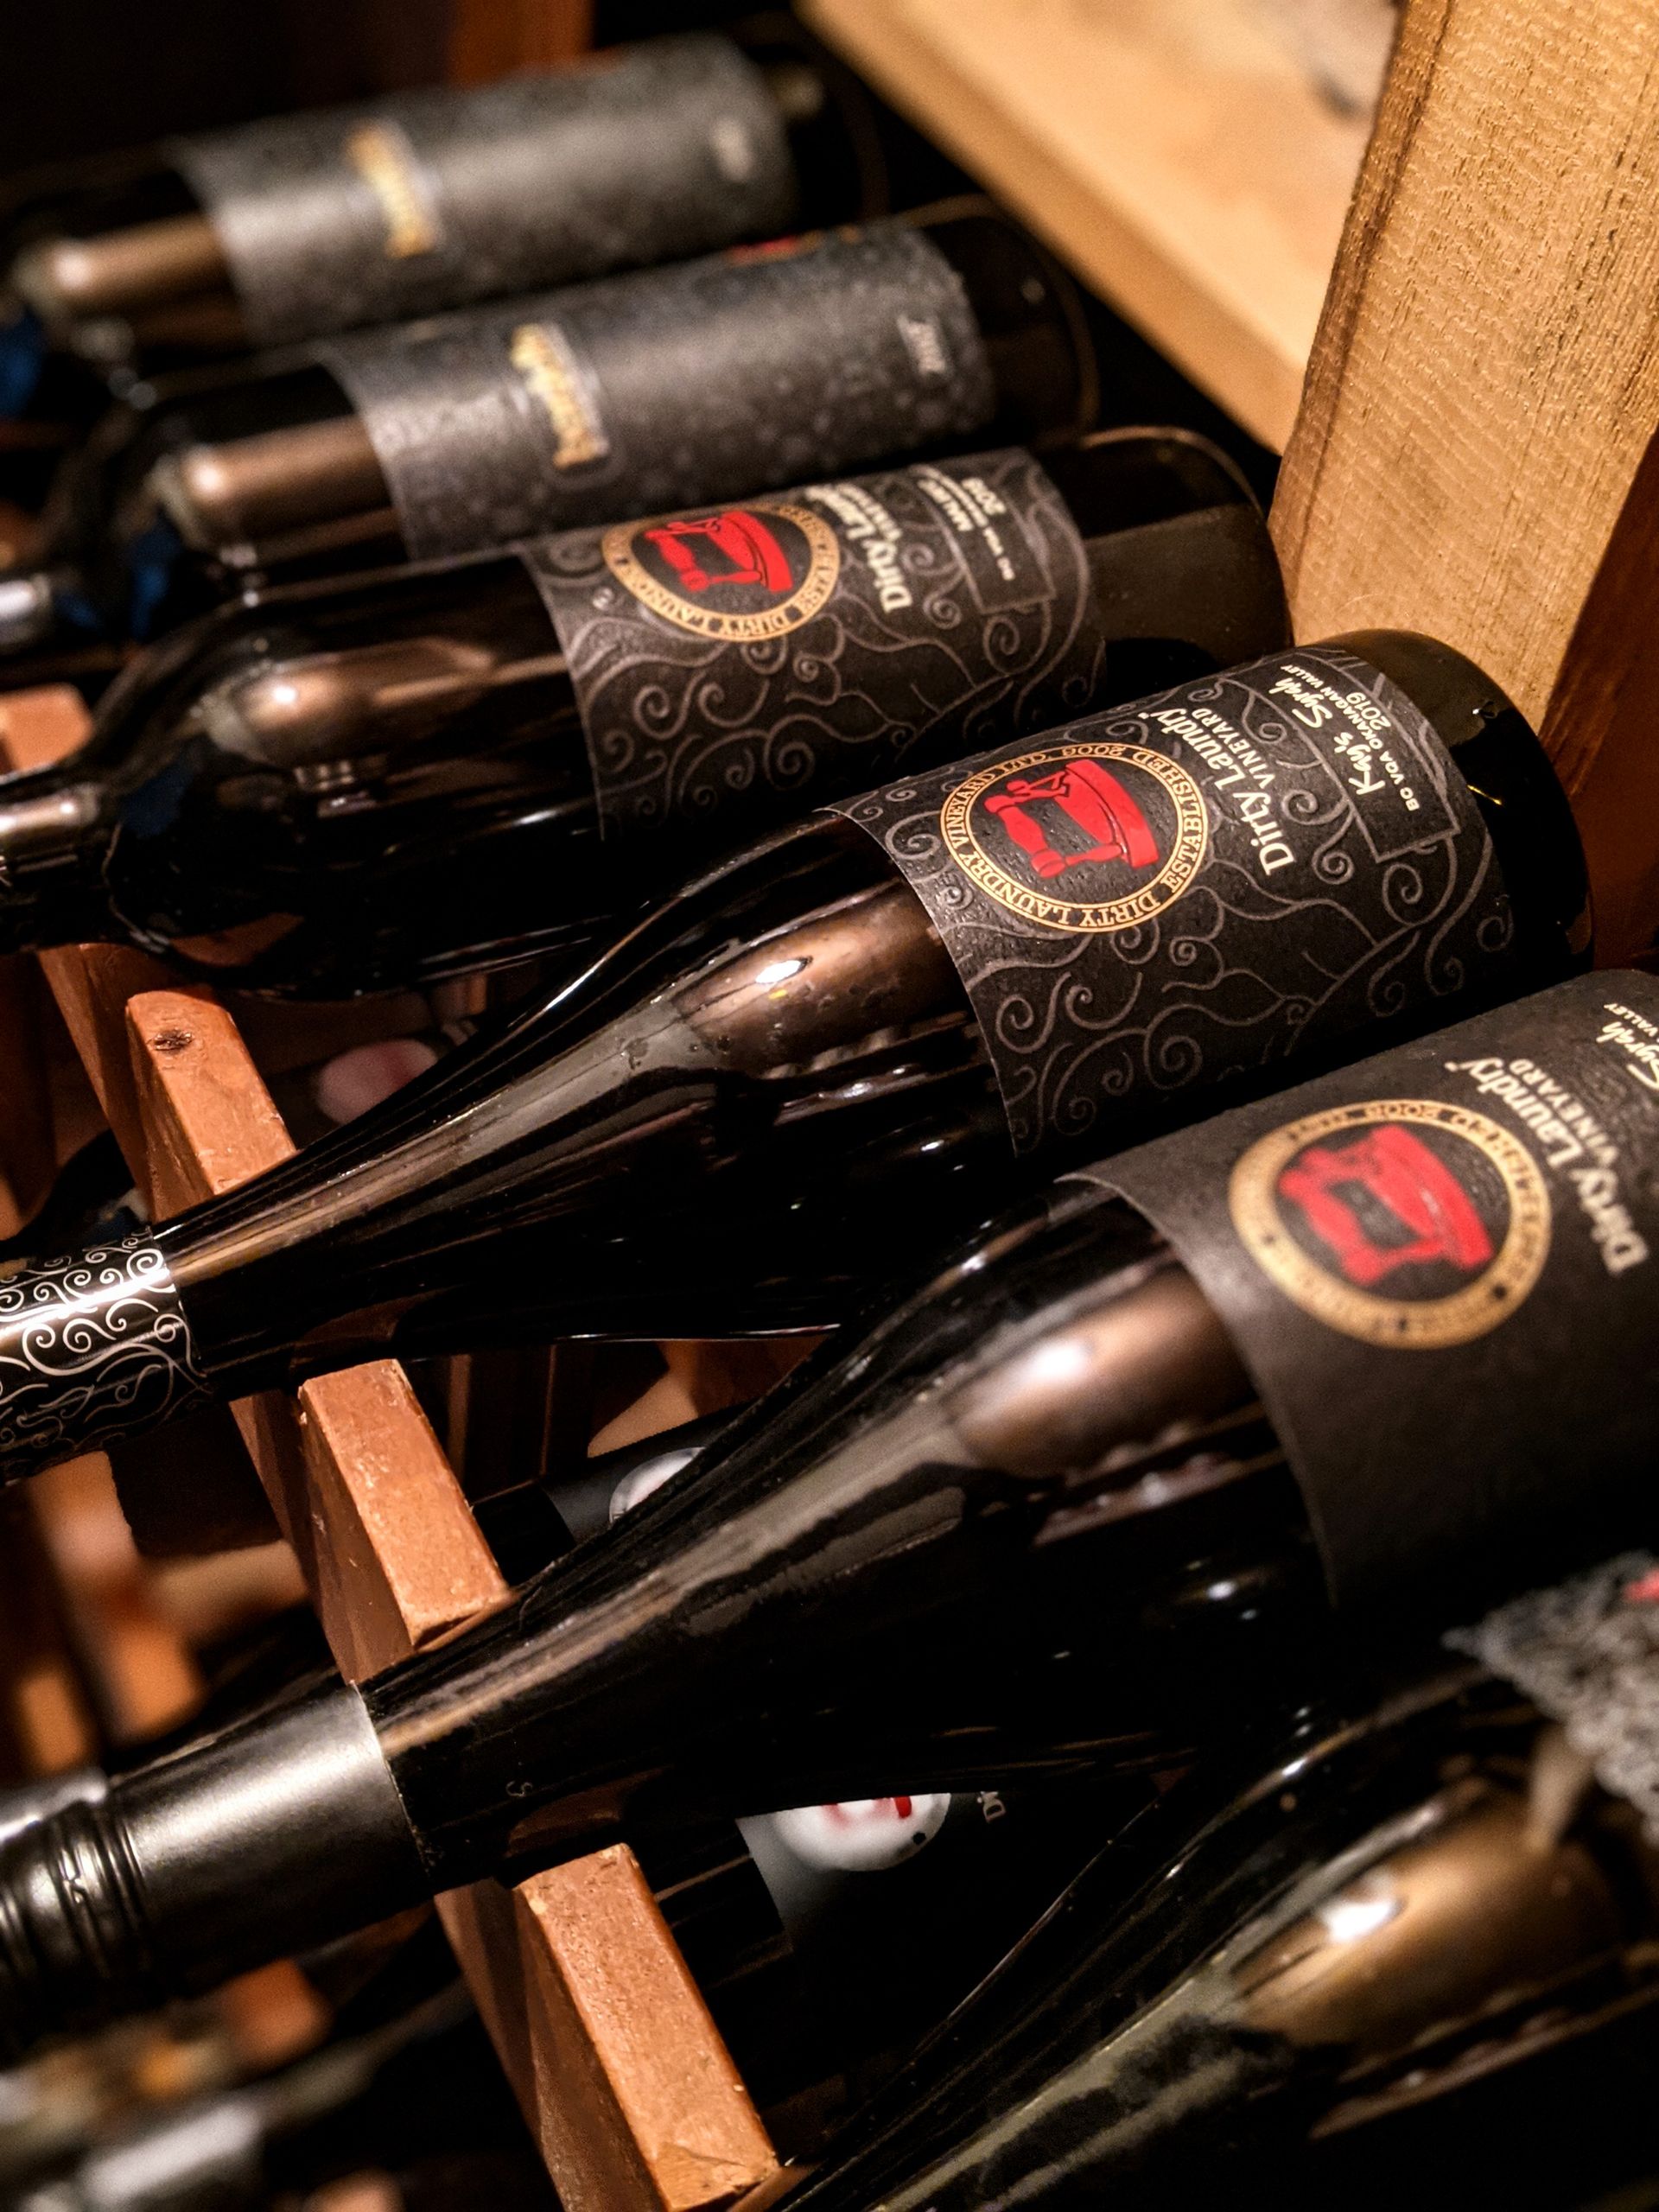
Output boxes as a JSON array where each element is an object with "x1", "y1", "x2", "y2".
[
  {"x1": 5, "y1": 200, "x2": 1096, "y2": 658},
  {"x1": 0, "y1": 636, "x2": 1586, "y2": 1477},
  {"x1": 4, "y1": 968, "x2": 1656, "y2": 2050},
  {"x1": 736, "y1": 1662, "x2": 1659, "y2": 2212},
  {"x1": 0, "y1": 429, "x2": 1285, "y2": 995},
  {"x1": 0, "y1": 22, "x2": 877, "y2": 432},
  {"x1": 9, "y1": 1986, "x2": 540, "y2": 2212},
  {"x1": 735, "y1": 1774, "x2": 1156, "y2": 2144}
]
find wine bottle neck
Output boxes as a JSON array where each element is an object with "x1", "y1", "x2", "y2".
[
  {"x1": 1052, "y1": 428, "x2": 1290, "y2": 685},
  {"x1": 0, "y1": 777, "x2": 109, "y2": 951},
  {"x1": 917, "y1": 203, "x2": 1096, "y2": 446},
  {"x1": 1084, "y1": 504, "x2": 1293, "y2": 688},
  {"x1": 0, "y1": 572, "x2": 57, "y2": 652}
]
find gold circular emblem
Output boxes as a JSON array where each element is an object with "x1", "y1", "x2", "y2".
[
  {"x1": 601, "y1": 504, "x2": 841, "y2": 641},
  {"x1": 1228, "y1": 1097, "x2": 1552, "y2": 1350},
  {"x1": 939, "y1": 741, "x2": 1210, "y2": 933}
]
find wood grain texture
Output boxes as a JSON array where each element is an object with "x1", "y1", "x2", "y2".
[
  {"x1": 802, "y1": 0, "x2": 1375, "y2": 448},
  {"x1": 1271, "y1": 0, "x2": 1659, "y2": 951},
  {"x1": 515, "y1": 1850, "x2": 776, "y2": 2212}
]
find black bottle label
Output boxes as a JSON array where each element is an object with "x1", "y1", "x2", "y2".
[
  {"x1": 835, "y1": 645, "x2": 1509, "y2": 1156},
  {"x1": 526, "y1": 446, "x2": 1104, "y2": 841},
  {"x1": 169, "y1": 35, "x2": 796, "y2": 346},
  {"x1": 1077, "y1": 972, "x2": 1659, "y2": 1618},
  {"x1": 320, "y1": 226, "x2": 995, "y2": 561}
]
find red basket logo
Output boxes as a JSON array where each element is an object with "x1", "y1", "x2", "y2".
[
  {"x1": 1279, "y1": 1125, "x2": 1497, "y2": 1288},
  {"x1": 982, "y1": 759, "x2": 1161, "y2": 880}
]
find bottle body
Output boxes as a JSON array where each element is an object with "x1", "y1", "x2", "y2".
[
  {"x1": 0, "y1": 1179, "x2": 1321, "y2": 2046},
  {"x1": 10, "y1": 967, "x2": 1659, "y2": 2048},
  {"x1": 0, "y1": 25, "x2": 874, "y2": 442},
  {"x1": 5, "y1": 203, "x2": 1095, "y2": 660},
  {"x1": 0, "y1": 430, "x2": 1280, "y2": 995},
  {"x1": 0, "y1": 634, "x2": 1588, "y2": 1485},
  {"x1": 759, "y1": 1669, "x2": 1659, "y2": 2210}
]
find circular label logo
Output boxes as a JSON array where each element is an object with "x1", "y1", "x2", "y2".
[
  {"x1": 940, "y1": 741, "x2": 1210, "y2": 932},
  {"x1": 1229, "y1": 1098, "x2": 1552, "y2": 1349},
  {"x1": 601, "y1": 503, "x2": 840, "y2": 641},
  {"x1": 768, "y1": 1795, "x2": 951, "y2": 1873}
]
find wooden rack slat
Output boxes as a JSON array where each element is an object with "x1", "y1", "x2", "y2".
[
  {"x1": 0, "y1": 685, "x2": 779, "y2": 2212},
  {"x1": 1270, "y1": 0, "x2": 1659, "y2": 959},
  {"x1": 801, "y1": 0, "x2": 1380, "y2": 450}
]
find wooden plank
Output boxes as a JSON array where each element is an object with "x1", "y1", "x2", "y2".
[
  {"x1": 448, "y1": 0, "x2": 592, "y2": 81},
  {"x1": 801, "y1": 0, "x2": 1378, "y2": 449},
  {"x1": 1270, "y1": 0, "x2": 1659, "y2": 957},
  {"x1": 515, "y1": 1850, "x2": 776, "y2": 2212}
]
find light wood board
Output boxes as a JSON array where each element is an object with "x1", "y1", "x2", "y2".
[
  {"x1": 802, "y1": 0, "x2": 1380, "y2": 448},
  {"x1": 1272, "y1": 0, "x2": 1659, "y2": 957}
]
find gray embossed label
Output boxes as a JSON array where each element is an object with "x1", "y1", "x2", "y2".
[
  {"x1": 1076, "y1": 974, "x2": 1659, "y2": 1617},
  {"x1": 525, "y1": 447, "x2": 1105, "y2": 842},
  {"x1": 835, "y1": 645, "x2": 1510, "y2": 1155},
  {"x1": 1452, "y1": 1554, "x2": 1659, "y2": 1834},
  {"x1": 320, "y1": 225, "x2": 995, "y2": 561},
  {"x1": 171, "y1": 34, "x2": 796, "y2": 346}
]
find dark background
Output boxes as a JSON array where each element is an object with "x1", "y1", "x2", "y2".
[{"x1": 0, "y1": 2, "x2": 749, "y2": 174}]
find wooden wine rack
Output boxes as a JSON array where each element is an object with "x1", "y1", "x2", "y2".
[
  {"x1": 0, "y1": 684, "x2": 781, "y2": 2212},
  {"x1": 3, "y1": 0, "x2": 1659, "y2": 2199}
]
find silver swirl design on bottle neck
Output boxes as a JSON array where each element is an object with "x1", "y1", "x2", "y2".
[{"x1": 0, "y1": 1236, "x2": 213, "y2": 1478}]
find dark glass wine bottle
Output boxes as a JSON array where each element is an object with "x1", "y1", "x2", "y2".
[
  {"x1": 10, "y1": 963, "x2": 1659, "y2": 2050},
  {"x1": 10, "y1": 1986, "x2": 544, "y2": 2212},
  {"x1": 0, "y1": 635, "x2": 1587, "y2": 1486},
  {"x1": 1, "y1": 201, "x2": 1092, "y2": 661},
  {"x1": 737, "y1": 1666, "x2": 1659, "y2": 2212},
  {"x1": 0, "y1": 20, "x2": 878, "y2": 445},
  {"x1": 0, "y1": 429, "x2": 1281, "y2": 995}
]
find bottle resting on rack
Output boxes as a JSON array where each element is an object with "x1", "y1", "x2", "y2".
[
  {"x1": 13, "y1": 1983, "x2": 572, "y2": 2212},
  {"x1": 527, "y1": 1399, "x2": 1153, "y2": 2147},
  {"x1": 4, "y1": 965, "x2": 1656, "y2": 2050},
  {"x1": 748, "y1": 1662, "x2": 1659, "y2": 2212},
  {"x1": 0, "y1": 21, "x2": 878, "y2": 440},
  {"x1": 3, "y1": 200, "x2": 1094, "y2": 659},
  {"x1": 0, "y1": 428, "x2": 1283, "y2": 995},
  {"x1": 0, "y1": 633, "x2": 1587, "y2": 1482}
]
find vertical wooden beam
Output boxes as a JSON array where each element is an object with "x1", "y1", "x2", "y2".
[
  {"x1": 1270, "y1": 0, "x2": 1659, "y2": 957},
  {"x1": 448, "y1": 0, "x2": 593, "y2": 82}
]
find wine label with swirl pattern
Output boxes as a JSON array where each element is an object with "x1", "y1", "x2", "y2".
[
  {"x1": 1073, "y1": 972, "x2": 1659, "y2": 1618},
  {"x1": 526, "y1": 445, "x2": 1106, "y2": 842},
  {"x1": 171, "y1": 35, "x2": 795, "y2": 346},
  {"x1": 835, "y1": 645, "x2": 1509, "y2": 1157},
  {"x1": 0, "y1": 1237, "x2": 212, "y2": 1481},
  {"x1": 328, "y1": 226, "x2": 995, "y2": 562}
]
